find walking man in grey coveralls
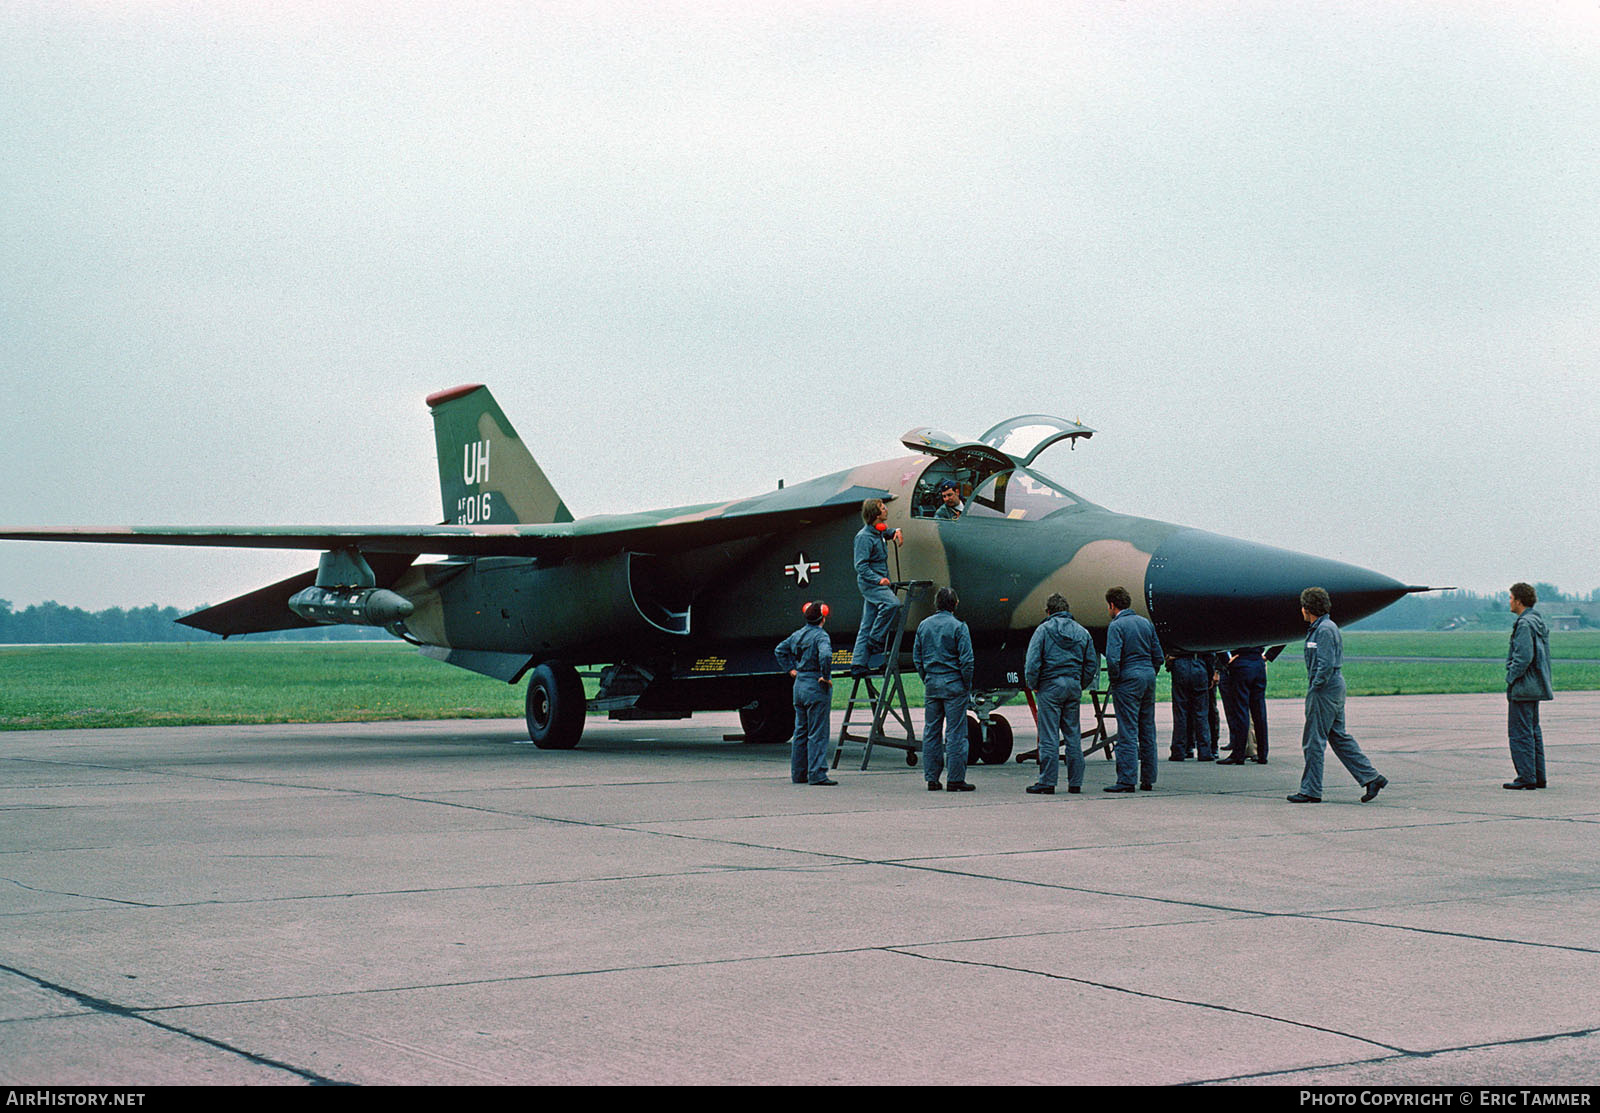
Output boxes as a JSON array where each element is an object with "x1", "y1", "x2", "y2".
[
  {"x1": 850, "y1": 498, "x2": 904, "y2": 677},
  {"x1": 914, "y1": 586, "x2": 976, "y2": 791},
  {"x1": 1504, "y1": 581, "x2": 1553, "y2": 789},
  {"x1": 775, "y1": 601, "x2": 837, "y2": 786},
  {"x1": 1103, "y1": 585, "x2": 1164, "y2": 792},
  {"x1": 1024, "y1": 593, "x2": 1098, "y2": 795},
  {"x1": 1291, "y1": 587, "x2": 1387, "y2": 804}
]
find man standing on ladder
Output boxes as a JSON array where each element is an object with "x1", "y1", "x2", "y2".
[
  {"x1": 914, "y1": 586, "x2": 976, "y2": 792},
  {"x1": 850, "y1": 498, "x2": 904, "y2": 678}
]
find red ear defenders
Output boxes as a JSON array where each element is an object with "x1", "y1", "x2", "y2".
[
  {"x1": 803, "y1": 602, "x2": 830, "y2": 618},
  {"x1": 874, "y1": 522, "x2": 888, "y2": 531}
]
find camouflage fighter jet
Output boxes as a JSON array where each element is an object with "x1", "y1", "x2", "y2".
[{"x1": 1, "y1": 385, "x2": 1427, "y2": 753}]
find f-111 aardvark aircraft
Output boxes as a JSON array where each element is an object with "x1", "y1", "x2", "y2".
[{"x1": 2, "y1": 385, "x2": 1426, "y2": 753}]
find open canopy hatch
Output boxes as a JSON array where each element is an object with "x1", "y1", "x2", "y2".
[{"x1": 899, "y1": 414, "x2": 1098, "y2": 521}]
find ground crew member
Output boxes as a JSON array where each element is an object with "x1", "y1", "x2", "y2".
[
  {"x1": 851, "y1": 498, "x2": 904, "y2": 677},
  {"x1": 913, "y1": 586, "x2": 976, "y2": 791},
  {"x1": 1103, "y1": 586, "x2": 1164, "y2": 792},
  {"x1": 1207, "y1": 651, "x2": 1226, "y2": 757},
  {"x1": 1504, "y1": 582, "x2": 1553, "y2": 789},
  {"x1": 934, "y1": 480, "x2": 964, "y2": 520},
  {"x1": 1024, "y1": 593, "x2": 1098, "y2": 795},
  {"x1": 1167, "y1": 652, "x2": 1214, "y2": 761},
  {"x1": 775, "y1": 601, "x2": 837, "y2": 786},
  {"x1": 1218, "y1": 646, "x2": 1269, "y2": 764},
  {"x1": 1292, "y1": 587, "x2": 1387, "y2": 804}
]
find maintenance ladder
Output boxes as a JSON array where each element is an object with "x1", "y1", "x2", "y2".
[
  {"x1": 832, "y1": 580, "x2": 932, "y2": 771},
  {"x1": 1015, "y1": 672, "x2": 1119, "y2": 765},
  {"x1": 1084, "y1": 685, "x2": 1119, "y2": 760}
]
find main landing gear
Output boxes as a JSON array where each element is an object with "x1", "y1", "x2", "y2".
[
  {"x1": 737, "y1": 680, "x2": 794, "y2": 745},
  {"x1": 898, "y1": 710, "x2": 1015, "y2": 767},
  {"x1": 525, "y1": 661, "x2": 586, "y2": 750},
  {"x1": 966, "y1": 712, "x2": 1014, "y2": 766}
]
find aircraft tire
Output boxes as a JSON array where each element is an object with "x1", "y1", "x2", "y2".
[
  {"x1": 965, "y1": 713, "x2": 984, "y2": 765},
  {"x1": 738, "y1": 682, "x2": 794, "y2": 745},
  {"x1": 526, "y1": 662, "x2": 586, "y2": 750},
  {"x1": 964, "y1": 712, "x2": 1015, "y2": 765},
  {"x1": 983, "y1": 714, "x2": 1014, "y2": 765}
]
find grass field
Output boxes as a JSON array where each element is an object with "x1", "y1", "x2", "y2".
[
  {"x1": 3, "y1": 632, "x2": 1598, "y2": 731},
  {"x1": 0, "y1": 643, "x2": 527, "y2": 730}
]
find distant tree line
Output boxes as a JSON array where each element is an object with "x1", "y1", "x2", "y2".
[
  {"x1": 6, "y1": 585, "x2": 1595, "y2": 644},
  {"x1": 0, "y1": 600, "x2": 373, "y2": 643},
  {"x1": 1353, "y1": 586, "x2": 1599, "y2": 632}
]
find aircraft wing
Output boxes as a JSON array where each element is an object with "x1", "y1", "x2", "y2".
[
  {"x1": 175, "y1": 554, "x2": 422, "y2": 636},
  {"x1": 0, "y1": 480, "x2": 887, "y2": 562}
]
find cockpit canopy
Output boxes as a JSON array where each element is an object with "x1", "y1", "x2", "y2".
[
  {"x1": 976, "y1": 415, "x2": 1095, "y2": 466},
  {"x1": 899, "y1": 414, "x2": 1099, "y2": 522}
]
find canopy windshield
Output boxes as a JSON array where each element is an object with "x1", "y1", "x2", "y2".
[{"x1": 964, "y1": 466, "x2": 1094, "y2": 522}]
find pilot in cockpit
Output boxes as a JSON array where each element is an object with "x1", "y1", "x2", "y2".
[{"x1": 934, "y1": 479, "x2": 965, "y2": 521}]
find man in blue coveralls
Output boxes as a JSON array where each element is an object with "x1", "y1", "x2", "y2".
[
  {"x1": 775, "y1": 601, "x2": 837, "y2": 786},
  {"x1": 1504, "y1": 581, "x2": 1553, "y2": 790},
  {"x1": 1291, "y1": 586, "x2": 1387, "y2": 804},
  {"x1": 913, "y1": 586, "x2": 976, "y2": 792},
  {"x1": 1103, "y1": 585, "x2": 1164, "y2": 793},
  {"x1": 850, "y1": 498, "x2": 904, "y2": 677},
  {"x1": 1218, "y1": 646, "x2": 1269, "y2": 765},
  {"x1": 1166, "y1": 651, "x2": 1214, "y2": 761},
  {"x1": 1024, "y1": 593, "x2": 1099, "y2": 795}
]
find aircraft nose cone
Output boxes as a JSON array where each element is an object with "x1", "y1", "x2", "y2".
[{"x1": 1145, "y1": 528, "x2": 1411, "y2": 651}]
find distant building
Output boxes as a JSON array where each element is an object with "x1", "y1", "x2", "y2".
[{"x1": 1546, "y1": 613, "x2": 1584, "y2": 632}]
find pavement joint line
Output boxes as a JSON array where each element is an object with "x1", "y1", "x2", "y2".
[
  {"x1": 1199, "y1": 1024, "x2": 1600, "y2": 1085},
  {"x1": 119, "y1": 943, "x2": 1017, "y2": 1011},
  {"x1": 0, "y1": 862, "x2": 875, "y2": 913},
  {"x1": 0, "y1": 961, "x2": 347, "y2": 1085},
  {"x1": 12, "y1": 745, "x2": 1600, "y2": 929},
  {"x1": 13, "y1": 858, "x2": 1600, "y2": 967},
  {"x1": 1296, "y1": 912, "x2": 1600, "y2": 956},
  {"x1": 9, "y1": 752, "x2": 1600, "y2": 833},
  {"x1": 10, "y1": 798, "x2": 1600, "y2": 942},
  {"x1": 1194, "y1": 1054, "x2": 1413, "y2": 1085},
  {"x1": 110, "y1": 928, "x2": 1261, "y2": 1013},
  {"x1": 881, "y1": 947, "x2": 1411, "y2": 1054},
  {"x1": 860, "y1": 861, "x2": 1600, "y2": 956},
  {"x1": 18, "y1": 815, "x2": 1598, "y2": 931},
  {"x1": 0, "y1": 875, "x2": 156, "y2": 908},
  {"x1": 97, "y1": 918, "x2": 1600, "y2": 1023},
  {"x1": 19, "y1": 752, "x2": 1600, "y2": 838},
  {"x1": 47, "y1": 835, "x2": 1560, "y2": 970}
]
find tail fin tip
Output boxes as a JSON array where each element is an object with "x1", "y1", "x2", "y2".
[{"x1": 426, "y1": 383, "x2": 487, "y2": 409}]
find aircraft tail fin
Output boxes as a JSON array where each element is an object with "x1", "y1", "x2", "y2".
[{"x1": 426, "y1": 384, "x2": 574, "y2": 526}]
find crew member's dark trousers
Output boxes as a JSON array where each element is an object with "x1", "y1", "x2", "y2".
[
  {"x1": 1224, "y1": 658, "x2": 1268, "y2": 760},
  {"x1": 1507, "y1": 698, "x2": 1546, "y2": 786}
]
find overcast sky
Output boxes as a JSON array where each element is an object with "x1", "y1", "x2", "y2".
[{"x1": 2, "y1": 0, "x2": 1597, "y2": 613}]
